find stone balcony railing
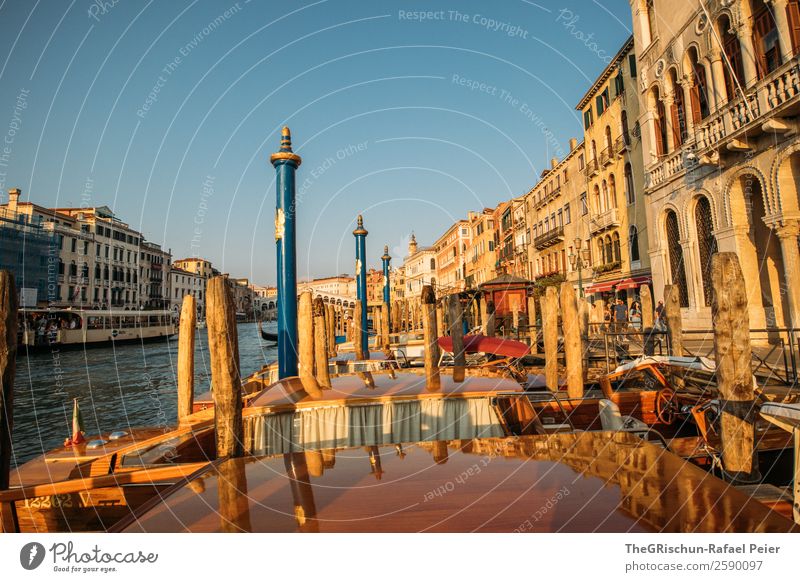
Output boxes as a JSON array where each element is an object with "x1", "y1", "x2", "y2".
[
  {"x1": 694, "y1": 58, "x2": 800, "y2": 153},
  {"x1": 584, "y1": 158, "x2": 599, "y2": 177},
  {"x1": 588, "y1": 207, "x2": 620, "y2": 235},
  {"x1": 600, "y1": 145, "x2": 614, "y2": 166},
  {"x1": 648, "y1": 148, "x2": 686, "y2": 188},
  {"x1": 533, "y1": 225, "x2": 564, "y2": 250}
]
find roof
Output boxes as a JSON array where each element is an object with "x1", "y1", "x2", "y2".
[
  {"x1": 115, "y1": 431, "x2": 796, "y2": 533},
  {"x1": 480, "y1": 273, "x2": 532, "y2": 288},
  {"x1": 576, "y1": 35, "x2": 635, "y2": 110}
]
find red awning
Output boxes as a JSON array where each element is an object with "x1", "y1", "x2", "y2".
[
  {"x1": 615, "y1": 276, "x2": 652, "y2": 290},
  {"x1": 584, "y1": 280, "x2": 620, "y2": 294}
]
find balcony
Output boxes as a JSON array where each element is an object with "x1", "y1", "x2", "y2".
[
  {"x1": 647, "y1": 148, "x2": 685, "y2": 188},
  {"x1": 588, "y1": 207, "x2": 620, "y2": 235},
  {"x1": 694, "y1": 58, "x2": 800, "y2": 155},
  {"x1": 583, "y1": 158, "x2": 599, "y2": 177},
  {"x1": 614, "y1": 133, "x2": 630, "y2": 156},
  {"x1": 534, "y1": 186, "x2": 561, "y2": 209},
  {"x1": 533, "y1": 225, "x2": 564, "y2": 250},
  {"x1": 600, "y1": 145, "x2": 614, "y2": 166},
  {"x1": 592, "y1": 260, "x2": 621, "y2": 276}
]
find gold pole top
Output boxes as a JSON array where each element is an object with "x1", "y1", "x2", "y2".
[
  {"x1": 270, "y1": 126, "x2": 302, "y2": 166},
  {"x1": 353, "y1": 214, "x2": 368, "y2": 236}
]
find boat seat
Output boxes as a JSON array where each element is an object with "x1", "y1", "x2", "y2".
[{"x1": 598, "y1": 399, "x2": 649, "y2": 433}]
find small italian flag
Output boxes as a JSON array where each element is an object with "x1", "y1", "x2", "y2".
[{"x1": 64, "y1": 398, "x2": 86, "y2": 446}]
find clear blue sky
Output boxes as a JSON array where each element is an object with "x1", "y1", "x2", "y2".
[{"x1": 0, "y1": 0, "x2": 633, "y2": 285}]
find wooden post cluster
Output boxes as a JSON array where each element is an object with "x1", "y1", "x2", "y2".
[
  {"x1": 313, "y1": 297, "x2": 332, "y2": 390},
  {"x1": 421, "y1": 285, "x2": 441, "y2": 391},
  {"x1": 206, "y1": 276, "x2": 244, "y2": 458},
  {"x1": 542, "y1": 286, "x2": 559, "y2": 392},
  {"x1": 664, "y1": 284, "x2": 683, "y2": 356},
  {"x1": 177, "y1": 295, "x2": 196, "y2": 424},
  {"x1": 448, "y1": 294, "x2": 466, "y2": 382},
  {"x1": 560, "y1": 283, "x2": 584, "y2": 398},
  {"x1": 711, "y1": 253, "x2": 758, "y2": 479}
]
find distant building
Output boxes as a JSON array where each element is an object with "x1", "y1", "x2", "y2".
[
  {"x1": 464, "y1": 208, "x2": 498, "y2": 289},
  {"x1": 401, "y1": 233, "x2": 437, "y2": 298},
  {"x1": 434, "y1": 221, "x2": 471, "y2": 292},
  {"x1": 170, "y1": 267, "x2": 204, "y2": 317}
]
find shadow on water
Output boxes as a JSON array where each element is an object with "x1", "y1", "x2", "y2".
[{"x1": 11, "y1": 321, "x2": 278, "y2": 466}]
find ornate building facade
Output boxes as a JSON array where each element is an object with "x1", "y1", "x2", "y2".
[{"x1": 631, "y1": 0, "x2": 800, "y2": 328}]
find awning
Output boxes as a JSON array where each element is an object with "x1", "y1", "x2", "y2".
[
  {"x1": 584, "y1": 280, "x2": 620, "y2": 294},
  {"x1": 615, "y1": 276, "x2": 652, "y2": 290}
]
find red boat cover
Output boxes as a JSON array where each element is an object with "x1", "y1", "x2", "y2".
[{"x1": 437, "y1": 334, "x2": 530, "y2": 358}]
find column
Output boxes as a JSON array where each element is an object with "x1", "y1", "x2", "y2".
[
  {"x1": 770, "y1": 0, "x2": 794, "y2": 63},
  {"x1": 776, "y1": 220, "x2": 800, "y2": 329},
  {"x1": 737, "y1": 20, "x2": 760, "y2": 89},
  {"x1": 353, "y1": 215, "x2": 369, "y2": 355},
  {"x1": 708, "y1": 44, "x2": 729, "y2": 107},
  {"x1": 680, "y1": 77, "x2": 696, "y2": 135},
  {"x1": 270, "y1": 127, "x2": 302, "y2": 379},
  {"x1": 662, "y1": 92, "x2": 676, "y2": 154}
]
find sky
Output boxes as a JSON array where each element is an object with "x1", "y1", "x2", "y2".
[{"x1": 0, "y1": 0, "x2": 634, "y2": 285}]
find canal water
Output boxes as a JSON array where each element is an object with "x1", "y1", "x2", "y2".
[{"x1": 11, "y1": 321, "x2": 278, "y2": 466}]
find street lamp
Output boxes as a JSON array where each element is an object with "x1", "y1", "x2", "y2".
[{"x1": 568, "y1": 237, "x2": 591, "y2": 298}]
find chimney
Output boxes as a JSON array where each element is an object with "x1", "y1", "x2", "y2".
[
  {"x1": 550, "y1": 157, "x2": 558, "y2": 169},
  {"x1": 7, "y1": 188, "x2": 20, "y2": 213},
  {"x1": 569, "y1": 138, "x2": 578, "y2": 152}
]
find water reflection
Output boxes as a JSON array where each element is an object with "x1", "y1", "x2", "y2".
[{"x1": 13, "y1": 321, "x2": 276, "y2": 465}]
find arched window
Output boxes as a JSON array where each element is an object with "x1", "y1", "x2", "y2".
[
  {"x1": 720, "y1": 15, "x2": 744, "y2": 99},
  {"x1": 624, "y1": 163, "x2": 635, "y2": 204},
  {"x1": 629, "y1": 226, "x2": 640, "y2": 262},
  {"x1": 69, "y1": 262, "x2": 77, "y2": 276},
  {"x1": 593, "y1": 184, "x2": 601, "y2": 213},
  {"x1": 601, "y1": 180, "x2": 609, "y2": 211},
  {"x1": 669, "y1": 70, "x2": 687, "y2": 146},
  {"x1": 430, "y1": 258, "x2": 435, "y2": 270},
  {"x1": 605, "y1": 125, "x2": 613, "y2": 151},
  {"x1": 608, "y1": 174, "x2": 617, "y2": 208},
  {"x1": 591, "y1": 140, "x2": 598, "y2": 161},
  {"x1": 94, "y1": 265, "x2": 100, "y2": 279},
  {"x1": 695, "y1": 196, "x2": 718, "y2": 306},
  {"x1": 655, "y1": 89, "x2": 669, "y2": 156},
  {"x1": 621, "y1": 110, "x2": 630, "y2": 144},
  {"x1": 665, "y1": 210, "x2": 689, "y2": 307},
  {"x1": 689, "y1": 47, "x2": 710, "y2": 121},
  {"x1": 612, "y1": 232, "x2": 621, "y2": 262},
  {"x1": 752, "y1": 0, "x2": 781, "y2": 78},
  {"x1": 598, "y1": 239, "x2": 606, "y2": 264},
  {"x1": 605, "y1": 236, "x2": 613, "y2": 265}
]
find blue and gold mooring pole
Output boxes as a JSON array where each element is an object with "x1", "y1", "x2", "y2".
[
  {"x1": 381, "y1": 245, "x2": 391, "y2": 322},
  {"x1": 353, "y1": 215, "x2": 369, "y2": 355},
  {"x1": 270, "y1": 127, "x2": 302, "y2": 378}
]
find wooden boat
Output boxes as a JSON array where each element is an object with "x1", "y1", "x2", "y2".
[{"x1": 18, "y1": 308, "x2": 175, "y2": 350}]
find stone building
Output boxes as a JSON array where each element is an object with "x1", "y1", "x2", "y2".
[
  {"x1": 402, "y1": 233, "x2": 437, "y2": 298},
  {"x1": 170, "y1": 267, "x2": 204, "y2": 318},
  {"x1": 434, "y1": 220, "x2": 471, "y2": 293},
  {"x1": 139, "y1": 241, "x2": 170, "y2": 310},
  {"x1": 629, "y1": 0, "x2": 800, "y2": 328},
  {"x1": 524, "y1": 139, "x2": 586, "y2": 292},
  {"x1": 464, "y1": 207, "x2": 498, "y2": 289},
  {"x1": 577, "y1": 35, "x2": 650, "y2": 304}
]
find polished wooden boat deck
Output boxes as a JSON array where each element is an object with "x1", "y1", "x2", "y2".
[{"x1": 115, "y1": 432, "x2": 797, "y2": 533}]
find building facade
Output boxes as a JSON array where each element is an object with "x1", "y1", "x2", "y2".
[
  {"x1": 525, "y1": 139, "x2": 587, "y2": 291},
  {"x1": 464, "y1": 208, "x2": 498, "y2": 289},
  {"x1": 433, "y1": 220, "x2": 470, "y2": 292},
  {"x1": 170, "y1": 267, "x2": 204, "y2": 317},
  {"x1": 578, "y1": 35, "x2": 650, "y2": 304},
  {"x1": 630, "y1": 0, "x2": 800, "y2": 328},
  {"x1": 402, "y1": 233, "x2": 437, "y2": 298}
]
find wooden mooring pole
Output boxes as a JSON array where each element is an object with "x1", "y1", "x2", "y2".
[
  {"x1": 664, "y1": 284, "x2": 683, "y2": 356},
  {"x1": 177, "y1": 295, "x2": 196, "y2": 424},
  {"x1": 561, "y1": 283, "x2": 584, "y2": 398},
  {"x1": 711, "y1": 253, "x2": 759, "y2": 481},
  {"x1": 313, "y1": 297, "x2": 332, "y2": 389},
  {"x1": 298, "y1": 291, "x2": 322, "y2": 398},
  {"x1": 527, "y1": 295, "x2": 538, "y2": 354},
  {"x1": 354, "y1": 300, "x2": 368, "y2": 360},
  {"x1": 0, "y1": 272, "x2": 18, "y2": 533},
  {"x1": 448, "y1": 294, "x2": 465, "y2": 382},
  {"x1": 381, "y1": 301, "x2": 391, "y2": 351},
  {"x1": 421, "y1": 285, "x2": 441, "y2": 391},
  {"x1": 543, "y1": 286, "x2": 559, "y2": 392},
  {"x1": 206, "y1": 276, "x2": 244, "y2": 459}
]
